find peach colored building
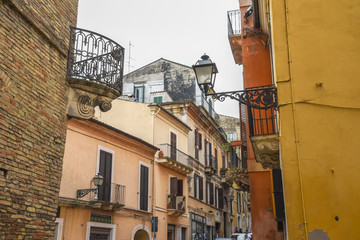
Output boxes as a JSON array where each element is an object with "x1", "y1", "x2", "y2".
[
  {"x1": 57, "y1": 118, "x2": 158, "y2": 240},
  {"x1": 95, "y1": 99, "x2": 235, "y2": 239}
]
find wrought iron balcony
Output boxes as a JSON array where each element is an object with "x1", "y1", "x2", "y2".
[
  {"x1": 227, "y1": 9, "x2": 242, "y2": 65},
  {"x1": 158, "y1": 144, "x2": 193, "y2": 175},
  {"x1": 66, "y1": 27, "x2": 125, "y2": 119},
  {"x1": 167, "y1": 195, "x2": 186, "y2": 216},
  {"x1": 95, "y1": 183, "x2": 126, "y2": 211},
  {"x1": 246, "y1": 85, "x2": 280, "y2": 169},
  {"x1": 204, "y1": 155, "x2": 218, "y2": 175},
  {"x1": 67, "y1": 27, "x2": 124, "y2": 95}
]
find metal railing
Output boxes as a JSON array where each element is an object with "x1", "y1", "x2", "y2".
[
  {"x1": 246, "y1": 86, "x2": 277, "y2": 136},
  {"x1": 228, "y1": 9, "x2": 241, "y2": 36},
  {"x1": 196, "y1": 94, "x2": 220, "y2": 123},
  {"x1": 167, "y1": 195, "x2": 186, "y2": 212},
  {"x1": 67, "y1": 27, "x2": 125, "y2": 93},
  {"x1": 205, "y1": 155, "x2": 218, "y2": 171},
  {"x1": 97, "y1": 183, "x2": 126, "y2": 205},
  {"x1": 158, "y1": 144, "x2": 192, "y2": 168}
]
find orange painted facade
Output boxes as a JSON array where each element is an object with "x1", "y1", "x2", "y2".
[{"x1": 230, "y1": 0, "x2": 284, "y2": 239}]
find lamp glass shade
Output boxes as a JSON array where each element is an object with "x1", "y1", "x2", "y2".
[
  {"x1": 194, "y1": 64, "x2": 214, "y2": 85},
  {"x1": 93, "y1": 173, "x2": 104, "y2": 187}
]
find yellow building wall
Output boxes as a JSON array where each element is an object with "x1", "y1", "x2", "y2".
[{"x1": 270, "y1": 0, "x2": 360, "y2": 239}]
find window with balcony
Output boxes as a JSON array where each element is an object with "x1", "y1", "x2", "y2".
[
  {"x1": 168, "y1": 177, "x2": 185, "y2": 211},
  {"x1": 170, "y1": 132, "x2": 177, "y2": 161}
]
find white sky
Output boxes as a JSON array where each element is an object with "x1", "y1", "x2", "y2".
[{"x1": 77, "y1": 0, "x2": 243, "y2": 118}]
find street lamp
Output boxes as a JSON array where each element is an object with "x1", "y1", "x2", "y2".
[
  {"x1": 76, "y1": 173, "x2": 104, "y2": 199},
  {"x1": 192, "y1": 54, "x2": 218, "y2": 94},
  {"x1": 192, "y1": 54, "x2": 277, "y2": 109}
]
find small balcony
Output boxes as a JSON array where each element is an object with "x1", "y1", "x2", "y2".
[
  {"x1": 158, "y1": 144, "x2": 193, "y2": 175},
  {"x1": 204, "y1": 155, "x2": 217, "y2": 175},
  {"x1": 167, "y1": 195, "x2": 186, "y2": 216},
  {"x1": 227, "y1": 9, "x2": 242, "y2": 65},
  {"x1": 247, "y1": 85, "x2": 279, "y2": 169},
  {"x1": 94, "y1": 183, "x2": 126, "y2": 211},
  {"x1": 66, "y1": 27, "x2": 125, "y2": 119}
]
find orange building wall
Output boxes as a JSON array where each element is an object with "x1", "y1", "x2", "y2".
[{"x1": 239, "y1": 1, "x2": 283, "y2": 239}]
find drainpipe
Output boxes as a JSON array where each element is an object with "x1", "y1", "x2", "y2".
[
  {"x1": 281, "y1": 0, "x2": 309, "y2": 239},
  {"x1": 152, "y1": 106, "x2": 161, "y2": 240}
]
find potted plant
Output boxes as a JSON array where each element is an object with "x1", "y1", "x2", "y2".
[{"x1": 220, "y1": 167, "x2": 227, "y2": 176}]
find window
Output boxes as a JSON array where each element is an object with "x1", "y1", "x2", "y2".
[
  {"x1": 169, "y1": 177, "x2": 183, "y2": 209},
  {"x1": 134, "y1": 85, "x2": 145, "y2": 103},
  {"x1": 54, "y1": 218, "x2": 63, "y2": 240},
  {"x1": 194, "y1": 174, "x2": 203, "y2": 201},
  {"x1": 237, "y1": 192, "x2": 241, "y2": 214},
  {"x1": 154, "y1": 96, "x2": 163, "y2": 103},
  {"x1": 139, "y1": 163, "x2": 149, "y2": 211},
  {"x1": 215, "y1": 187, "x2": 223, "y2": 209}
]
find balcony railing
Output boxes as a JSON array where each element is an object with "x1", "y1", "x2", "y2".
[
  {"x1": 167, "y1": 195, "x2": 186, "y2": 213},
  {"x1": 228, "y1": 9, "x2": 241, "y2": 36},
  {"x1": 67, "y1": 27, "x2": 125, "y2": 93},
  {"x1": 97, "y1": 183, "x2": 126, "y2": 205},
  {"x1": 158, "y1": 144, "x2": 193, "y2": 174},
  {"x1": 196, "y1": 94, "x2": 220, "y2": 123}
]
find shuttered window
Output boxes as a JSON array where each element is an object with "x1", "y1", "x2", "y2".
[
  {"x1": 195, "y1": 129, "x2": 199, "y2": 160},
  {"x1": 199, "y1": 177, "x2": 203, "y2": 201},
  {"x1": 140, "y1": 165, "x2": 149, "y2": 211},
  {"x1": 98, "y1": 150, "x2": 112, "y2": 202}
]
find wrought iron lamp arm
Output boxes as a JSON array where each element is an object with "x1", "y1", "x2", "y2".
[
  {"x1": 77, "y1": 188, "x2": 98, "y2": 199},
  {"x1": 205, "y1": 86, "x2": 277, "y2": 110}
]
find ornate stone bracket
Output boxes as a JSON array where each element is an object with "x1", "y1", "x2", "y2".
[
  {"x1": 67, "y1": 87, "x2": 113, "y2": 119},
  {"x1": 250, "y1": 134, "x2": 280, "y2": 169}
]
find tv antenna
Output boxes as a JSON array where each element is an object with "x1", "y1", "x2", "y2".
[{"x1": 126, "y1": 41, "x2": 136, "y2": 73}]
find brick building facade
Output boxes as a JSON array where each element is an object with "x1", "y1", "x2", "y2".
[{"x1": 0, "y1": 0, "x2": 78, "y2": 238}]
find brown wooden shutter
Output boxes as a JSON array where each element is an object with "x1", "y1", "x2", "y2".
[
  {"x1": 170, "y1": 132, "x2": 177, "y2": 161},
  {"x1": 206, "y1": 181, "x2": 209, "y2": 204},
  {"x1": 177, "y1": 179, "x2": 183, "y2": 196},
  {"x1": 210, "y1": 183, "x2": 214, "y2": 205},
  {"x1": 199, "y1": 133, "x2": 202, "y2": 150},
  {"x1": 170, "y1": 177, "x2": 178, "y2": 195},
  {"x1": 204, "y1": 139, "x2": 208, "y2": 165},
  {"x1": 98, "y1": 150, "x2": 112, "y2": 202},
  {"x1": 199, "y1": 177, "x2": 203, "y2": 201},
  {"x1": 140, "y1": 165, "x2": 149, "y2": 211},
  {"x1": 219, "y1": 188, "x2": 224, "y2": 209},
  {"x1": 195, "y1": 129, "x2": 199, "y2": 160}
]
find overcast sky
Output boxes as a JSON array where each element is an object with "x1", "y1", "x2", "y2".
[{"x1": 77, "y1": 0, "x2": 243, "y2": 118}]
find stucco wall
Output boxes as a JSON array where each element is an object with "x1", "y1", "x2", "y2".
[{"x1": 270, "y1": 0, "x2": 360, "y2": 239}]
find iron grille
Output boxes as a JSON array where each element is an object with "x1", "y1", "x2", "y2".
[{"x1": 67, "y1": 27, "x2": 125, "y2": 93}]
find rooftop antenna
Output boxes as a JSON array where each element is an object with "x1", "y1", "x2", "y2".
[{"x1": 126, "y1": 41, "x2": 136, "y2": 73}]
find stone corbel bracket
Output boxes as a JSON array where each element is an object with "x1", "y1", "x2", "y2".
[
  {"x1": 250, "y1": 134, "x2": 280, "y2": 169},
  {"x1": 67, "y1": 87, "x2": 113, "y2": 119}
]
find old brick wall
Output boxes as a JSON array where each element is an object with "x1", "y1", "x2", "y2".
[{"x1": 0, "y1": 0, "x2": 78, "y2": 238}]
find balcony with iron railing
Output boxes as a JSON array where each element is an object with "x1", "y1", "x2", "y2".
[
  {"x1": 158, "y1": 144, "x2": 193, "y2": 175},
  {"x1": 196, "y1": 94, "x2": 220, "y2": 124},
  {"x1": 66, "y1": 27, "x2": 125, "y2": 119},
  {"x1": 227, "y1": 9, "x2": 242, "y2": 65},
  {"x1": 167, "y1": 195, "x2": 186, "y2": 216},
  {"x1": 204, "y1": 155, "x2": 218, "y2": 175},
  {"x1": 246, "y1": 85, "x2": 280, "y2": 169}
]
